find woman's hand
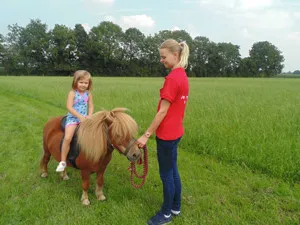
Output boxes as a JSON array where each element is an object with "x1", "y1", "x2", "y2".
[{"x1": 137, "y1": 135, "x2": 149, "y2": 148}]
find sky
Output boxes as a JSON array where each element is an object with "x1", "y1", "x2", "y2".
[{"x1": 1, "y1": 0, "x2": 299, "y2": 72}]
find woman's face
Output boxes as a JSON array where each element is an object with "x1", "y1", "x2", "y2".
[{"x1": 159, "y1": 48, "x2": 179, "y2": 69}]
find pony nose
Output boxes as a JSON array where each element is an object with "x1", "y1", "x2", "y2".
[
  {"x1": 131, "y1": 151, "x2": 141, "y2": 161},
  {"x1": 132, "y1": 153, "x2": 137, "y2": 159}
]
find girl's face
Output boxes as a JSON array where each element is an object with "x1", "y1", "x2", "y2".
[
  {"x1": 159, "y1": 48, "x2": 179, "y2": 69},
  {"x1": 77, "y1": 77, "x2": 90, "y2": 93}
]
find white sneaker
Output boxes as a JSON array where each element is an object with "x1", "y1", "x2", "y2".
[
  {"x1": 171, "y1": 210, "x2": 181, "y2": 216},
  {"x1": 56, "y1": 161, "x2": 66, "y2": 172}
]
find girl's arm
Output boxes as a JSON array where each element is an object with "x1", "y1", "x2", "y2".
[
  {"x1": 88, "y1": 92, "x2": 94, "y2": 117},
  {"x1": 66, "y1": 90, "x2": 85, "y2": 122},
  {"x1": 137, "y1": 99, "x2": 171, "y2": 147}
]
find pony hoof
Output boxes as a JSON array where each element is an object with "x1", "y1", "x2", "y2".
[
  {"x1": 41, "y1": 172, "x2": 48, "y2": 178},
  {"x1": 82, "y1": 199, "x2": 90, "y2": 206},
  {"x1": 97, "y1": 195, "x2": 106, "y2": 201},
  {"x1": 62, "y1": 175, "x2": 70, "y2": 181}
]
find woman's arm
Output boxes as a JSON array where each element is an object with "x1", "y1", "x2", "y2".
[{"x1": 137, "y1": 99, "x2": 171, "y2": 147}]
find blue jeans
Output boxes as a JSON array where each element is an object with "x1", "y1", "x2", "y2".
[{"x1": 156, "y1": 136, "x2": 182, "y2": 215}]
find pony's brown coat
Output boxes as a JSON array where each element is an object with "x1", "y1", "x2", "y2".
[
  {"x1": 78, "y1": 108, "x2": 138, "y2": 162},
  {"x1": 40, "y1": 108, "x2": 140, "y2": 205}
]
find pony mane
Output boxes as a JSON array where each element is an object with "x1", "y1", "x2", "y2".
[{"x1": 77, "y1": 108, "x2": 138, "y2": 162}]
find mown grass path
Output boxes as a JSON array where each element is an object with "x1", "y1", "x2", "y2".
[{"x1": 0, "y1": 76, "x2": 299, "y2": 225}]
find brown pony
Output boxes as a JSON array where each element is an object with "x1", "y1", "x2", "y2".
[{"x1": 40, "y1": 108, "x2": 141, "y2": 205}]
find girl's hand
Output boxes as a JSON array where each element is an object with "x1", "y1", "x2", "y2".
[{"x1": 79, "y1": 116, "x2": 86, "y2": 122}]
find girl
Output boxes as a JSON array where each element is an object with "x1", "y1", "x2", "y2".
[
  {"x1": 137, "y1": 39, "x2": 190, "y2": 225},
  {"x1": 56, "y1": 70, "x2": 94, "y2": 172}
]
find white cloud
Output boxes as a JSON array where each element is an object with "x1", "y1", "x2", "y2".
[
  {"x1": 83, "y1": 0, "x2": 114, "y2": 7},
  {"x1": 171, "y1": 26, "x2": 181, "y2": 31},
  {"x1": 81, "y1": 23, "x2": 91, "y2": 33},
  {"x1": 186, "y1": 24, "x2": 199, "y2": 38},
  {"x1": 238, "y1": 0, "x2": 273, "y2": 10},
  {"x1": 198, "y1": 0, "x2": 236, "y2": 9},
  {"x1": 197, "y1": 0, "x2": 274, "y2": 10},
  {"x1": 90, "y1": 0, "x2": 114, "y2": 5},
  {"x1": 120, "y1": 15, "x2": 155, "y2": 29},
  {"x1": 293, "y1": 12, "x2": 300, "y2": 18},
  {"x1": 242, "y1": 28, "x2": 252, "y2": 38},
  {"x1": 104, "y1": 15, "x2": 116, "y2": 23},
  {"x1": 286, "y1": 32, "x2": 300, "y2": 40},
  {"x1": 242, "y1": 10, "x2": 293, "y2": 29}
]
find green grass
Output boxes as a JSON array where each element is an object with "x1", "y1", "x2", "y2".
[{"x1": 0, "y1": 76, "x2": 300, "y2": 224}]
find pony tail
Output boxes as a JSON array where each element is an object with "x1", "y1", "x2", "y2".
[{"x1": 179, "y1": 41, "x2": 190, "y2": 69}]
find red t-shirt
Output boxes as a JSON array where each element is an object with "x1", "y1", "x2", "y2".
[{"x1": 156, "y1": 68, "x2": 189, "y2": 140}]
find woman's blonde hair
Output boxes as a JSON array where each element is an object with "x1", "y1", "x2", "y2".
[
  {"x1": 72, "y1": 70, "x2": 93, "y2": 90},
  {"x1": 159, "y1": 39, "x2": 190, "y2": 69}
]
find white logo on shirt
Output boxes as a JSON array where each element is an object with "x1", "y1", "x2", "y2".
[{"x1": 181, "y1": 95, "x2": 188, "y2": 104}]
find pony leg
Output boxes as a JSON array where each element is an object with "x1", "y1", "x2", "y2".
[
  {"x1": 60, "y1": 170, "x2": 70, "y2": 180},
  {"x1": 80, "y1": 170, "x2": 91, "y2": 206},
  {"x1": 95, "y1": 171, "x2": 106, "y2": 201},
  {"x1": 40, "y1": 147, "x2": 51, "y2": 178},
  {"x1": 95, "y1": 153, "x2": 112, "y2": 201}
]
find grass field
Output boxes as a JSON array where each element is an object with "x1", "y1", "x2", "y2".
[{"x1": 0, "y1": 76, "x2": 300, "y2": 225}]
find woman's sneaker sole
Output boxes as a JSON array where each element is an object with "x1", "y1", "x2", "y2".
[{"x1": 171, "y1": 210, "x2": 181, "y2": 216}]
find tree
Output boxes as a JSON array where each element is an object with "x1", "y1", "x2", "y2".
[
  {"x1": 1, "y1": 20, "x2": 289, "y2": 77},
  {"x1": 89, "y1": 21, "x2": 124, "y2": 75},
  {"x1": 74, "y1": 24, "x2": 90, "y2": 70},
  {"x1": 249, "y1": 41, "x2": 284, "y2": 77},
  {"x1": 237, "y1": 57, "x2": 257, "y2": 77},
  {"x1": 0, "y1": 34, "x2": 4, "y2": 66},
  {"x1": 217, "y1": 42, "x2": 241, "y2": 77},
  {"x1": 49, "y1": 24, "x2": 77, "y2": 75},
  {"x1": 123, "y1": 27, "x2": 146, "y2": 76},
  {"x1": 292, "y1": 70, "x2": 300, "y2": 74},
  {"x1": 19, "y1": 19, "x2": 50, "y2": 74},
  {"x1": 191, "y1": 36, "x2": 215, "y2": 77},
  {"x1": 2, "y1": 23, "x2": 24, "y2": 74},
  {"x1": 141, "y1": 34, "x2": 164, "y2": 76}
]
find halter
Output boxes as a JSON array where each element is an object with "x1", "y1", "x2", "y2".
[
  {"x1": 111, "y1": 138, "x2": 137, "y2": 156},
  {"x1": 105, "y1": 127, "x2": 148, "y2": 188},
  {"x1": 105, "y1": 126, "x2": 137, "y2": 156}
]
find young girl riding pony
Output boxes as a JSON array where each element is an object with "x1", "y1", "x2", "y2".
[{"x1": 56, "y1": 70, "x2": 94, "y2": 172}]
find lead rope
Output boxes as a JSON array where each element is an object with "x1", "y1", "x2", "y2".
[{"x1": 128, "y1": 145, "x2": 148, "y2": 188}]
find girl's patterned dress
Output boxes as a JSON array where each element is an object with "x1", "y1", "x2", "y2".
[{"x1": 65, "y1": 90, "x2": 89, "y2": 127}]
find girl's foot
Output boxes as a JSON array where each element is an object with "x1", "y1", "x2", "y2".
[{"x1": 56, "y1": 161, "x2": 66, "y2": 172}]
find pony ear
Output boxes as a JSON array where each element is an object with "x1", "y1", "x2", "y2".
[
  {"x1": 110, "y1": 111, "x2": 115, "y2": 118},
  {"x1": 104, "y1": 111, "x2": 115, "y2": 123}
]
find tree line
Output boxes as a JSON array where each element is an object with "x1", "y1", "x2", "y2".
[{"x1": 0, "y1": 19, "x2": 285, "y2": 77}]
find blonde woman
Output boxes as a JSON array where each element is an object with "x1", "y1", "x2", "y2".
[{"x1": 137, "y1": 39, "x2": 190, "y2": 225}]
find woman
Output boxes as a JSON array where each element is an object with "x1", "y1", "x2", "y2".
[{"x1": 137, "y1": 39, "x2": 190, "y2": 225}]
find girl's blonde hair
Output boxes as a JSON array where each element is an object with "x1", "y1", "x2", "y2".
[
  {"x1": 72, "y1": 70, "x2": 93, "y2": 90},
  {"x1": 159, "y1": 39, "x2": 190, "y2": 69}
]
